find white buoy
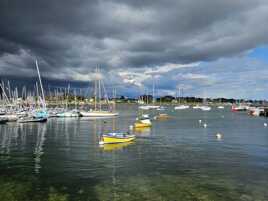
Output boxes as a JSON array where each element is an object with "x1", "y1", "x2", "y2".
[
  {"x1": 199, "y1": 119, "x2": 202, "y2": 123},
  {"x1": 203, "y1": 123, "x2": 207, "y2": 128},
  {"x1": 99, "y1": 141, "x2": 104, "y2": 145},
  {"x1": 216, "y1": 133, "x2": 222, "y2": 139},
  {"x1": 264, "y1": 123, "x2": 267, "y2": 127},
  {"x1": 129, "y1": 125, "x2": 134, "y2": 130}
]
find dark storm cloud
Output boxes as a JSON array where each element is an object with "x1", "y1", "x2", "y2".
[{"x1": 0, "y1": 0, "x2": 268, "y2": 79}]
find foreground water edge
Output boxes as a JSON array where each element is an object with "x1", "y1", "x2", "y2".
[{"x1": 0, "y1": 105, "x2": 268, "y2": 201}]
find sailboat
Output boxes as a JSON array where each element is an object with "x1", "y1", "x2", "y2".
[
  {"x1": 18, "y1": 60, "x2": 48, "y2": 123},
  {"x1": 217, "y1": 98, "x2": 225, "y2": 109},
  {"x1": 200, "y1": 105, "x2": 211, "y2": 111},
  {"x1": 174, "y1": 88, "x2": 189, "y2": 110},
  {"x1": 199, "y1": 95, "x2": 211, "y2": 111},
  {"x1": 80, "y1": 67, "x2": 118, "y2": 117},
  {"x1": 138, "y1": 77, "x2": 160, "y2": 110},
  {"x1": 56, "y1": 84, "x2": 80, "y2": 117}
]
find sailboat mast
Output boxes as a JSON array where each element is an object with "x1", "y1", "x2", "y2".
[
  {"x1": 66, "y1": 84, "x2": 70, "y2": 110},
  {"x1": 74, "y1": 89, "x2": 77, "y2": 110},
  {"x1": 36, "y1": 82, "x2": 40, "y2": 109},
  {"x1": 94, "y1": 67, "x2": 97, "y2": 111},
  {"x1": 35, "y1": 60, "x2": 46, "y2": 110},
  {"x1": 98, "y1": 70, "x2": 101, "y2": 111},
  {"x1": 179, "y1": 88, "x2": 181, "y2": 104},
  {"x1": 113, "y1": 88, "x2": 116, "y2": 112},
  {"x1": 152, "y1": 76, "x2": 155, "y2": 104}
]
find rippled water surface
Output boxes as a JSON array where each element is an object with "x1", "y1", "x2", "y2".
[{"x1": 0, "y1": 104, "x2": 268, "y2": 201}]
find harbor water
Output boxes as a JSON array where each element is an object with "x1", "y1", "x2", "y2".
[{"x1": 0, "y1": 104, "x2": 268, "y2": 201}]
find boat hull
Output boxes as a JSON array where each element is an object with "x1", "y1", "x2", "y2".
[
  {"x1": 1, "y1": 114, "x2": 18, "y2": 122},
  {"x1": 139, "y1": 105, "x2": 160, "y2": 110},
  {"x1": 100, "y1": 141, "x2": 133, "y2": 151},
  {"x1": 18, "y1": 118, "x2": 47, "y2": 123},
  {"x1": 102, "y1": 136, "x2": 135, "y2": 144},
  {"x1": 174, "y1": 105, "x2": 189, "y2": 110},
  {"x1": 0, "y1": 119, "x2": 8, "y2": 124},
  {"x1": 134, "y1": 122, "x2": 152, "y2": 128},
  {"x1": 80, "y1": 111, "x2": 119, "y2": 117},
  {"x1": 56, "y1": 112, "x2": 80, "y2": 117}
]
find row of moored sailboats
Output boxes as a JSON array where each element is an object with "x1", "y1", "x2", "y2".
[{"x1": 0, "y1": 64, "x2": 118, "y2": 124}]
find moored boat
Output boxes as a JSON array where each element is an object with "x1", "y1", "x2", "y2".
[
  {"x1": 100, "y1": 132, "x2": 135, "y2": 144},
  {"x1": 80, "y1": 110, "x2": 118, "y2": 117},
  {"x1": 18, "y1": 117, "x2": 47, "y2": 123},
  {"x1": 1, "y1": 114, "x2": 18, "y2": 122},
  {"x1": 134, "y1": 114, "x2": 152, "y2": 128},
  {"x1": 231, "y1": 104, "x2": 248, "y2": 112},
  {"x1": 156, "y1": 106, "x2": 165, "y2": 111},
  {"x1": 193, "y1": 105, "x2": 201, "y2": 109},
  {"x1": 200, "y1": 106, "x2": 211, "y2": 111},
  {"x1": 81, "y1": 67, "x2": 119, "y2": 117},
  {"x1": 0, "y1": 118, "x2": 8, "y2": 124},
  {"x1": 248, "y1": 107, "x2": 264, "y2": 116},
  {"x1": 174, "y1": 105, "x2": 189, "y2": 110},
  {"x1": 139, "y1": 105, "x2": 160, "y2": 110},
  {"x1": 56, "y1": 110, "x2": 80, "y2": 117}
]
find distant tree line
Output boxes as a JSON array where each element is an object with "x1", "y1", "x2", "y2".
[{"x1": 15, "y1": 92, "x2": 267, "y2": 105}]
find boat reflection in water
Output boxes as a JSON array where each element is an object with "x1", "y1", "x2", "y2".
[
  {"x1": 100, "y1": 141, "x2": 133, "y2": 151},
  {"x1": 34, "y1": 123, "x2": 47, "y2": 174},
  {"x1": 134, "y1": 127, "x2": 151, "y2": 137}
]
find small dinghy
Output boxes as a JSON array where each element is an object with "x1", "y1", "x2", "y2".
[{"x1": 99, "y1": 132, "x2": 135, "y2": 144}]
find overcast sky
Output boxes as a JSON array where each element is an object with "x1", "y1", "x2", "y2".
[{"x1": 1, "y1": 0, "x2": 268, "y2": 98}]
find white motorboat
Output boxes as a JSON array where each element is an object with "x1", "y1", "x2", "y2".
[
  {"x1": 174, "y1": 105, "x2": 190, "y2": 110},
  {"x1": 80, "y1": 110, "x2": 118, "y2": 117},
  {"x1": 200, "y1": 106, "x2": 211, "y2": 111},
  {"x1": 139, "y1": 105, "x2": 160, "y2": 110},
  {"x1": 56, "y1": 111, "x2": 80, "y2": 117}
]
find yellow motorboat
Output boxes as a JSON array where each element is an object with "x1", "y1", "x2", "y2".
[
  {"x1": 100, "y1": 132, "x2": 135, "y2": 144},
  {"x1": 134, "y1": 114, "x2": 152, "y2": 128},
  {"x1": 134, "y1": 121, "x2": 152, "y2": 128}
]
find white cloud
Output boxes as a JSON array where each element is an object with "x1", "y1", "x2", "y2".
[
  {"x1": 144, "y1": 63, "x2": 200, "y2": 75},
  {"x1": 116, "y1": 62, "x2": 199, "y2": 88},
  {"x1": 180, "y1": 73, "x2": 209, "y2": 80}
]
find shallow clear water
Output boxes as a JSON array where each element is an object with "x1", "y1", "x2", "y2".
[{"x1": 0, "y1": 104, "x2": 268, "y2": 201}]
